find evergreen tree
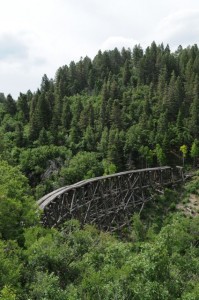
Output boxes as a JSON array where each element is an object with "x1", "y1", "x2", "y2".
[
  {"x1": 81, "y1": 126, "x2": 96, "y2": 152},
  {"x1": 29, "y1": 92, "x2": 41, "y2": 141},
  {"x1": 100, "y1": 82, "x2": 109, "y2": 128},
  {"x1": 61, "y1": 97, "x2": 72, "y2": 131},
  {"x1": 97, "y1": 127, "x2": 109, "y2": 158},
  {"x1": 37, "y1": 93, "x2": 52, "y2": 129},
  {"x1": 5, "y1": 94, "x2": 17, "y2": 116},
  {"x1": 15, "y1": 122, "x2": 24, "y2": 147},
  {"x1": 107, "y1": 128, "x2": 125, "y2": 170},
  {"x1": 110, "y1": 99, "x2": 122, "y2": 129},
  {"x1": 189, "y1": 76, "x2": 199, "y2": 138},
  {"x1": 38, "y1": 128, "x2": 49, "y2": 145},
  {"x1": 51, "y1": 93, "x2": 64, "y2": 141},
  {"x1": 17, "y1": 93, "x2": 29, "y2": 122},
  {"x1": 40, "y1": 74, "x2": 51, "y2": 93},
  {"x1": 132, "y1": 44, "x2": 143, "y2": 67},
  {"x1": 122, "y1": 59, "x2": 131, "y2": 86},
  {"x1": 163, "y1": 71, "x2": 181, "y2": 121}
]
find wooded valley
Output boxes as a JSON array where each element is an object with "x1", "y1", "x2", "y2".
[{"x1": 0, "y1": 42, "x2": 199, "y2": 299}]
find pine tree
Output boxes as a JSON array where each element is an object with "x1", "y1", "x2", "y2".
[
  {"x1": 189, "y1": 76, "x2": 199, "y2": 138},
  {"x1": 82, "y1": 126, "x2": 96, "y2": 152},
  {"x1": 15, "y1": 122, "x2": 24, "y2": 147},
  {"x1": 5, "y1": 94, "x2": 17, "y2": 116},
  {"x1": 51, "y1": 93, "x2": 63, "y2": 140},
  {"x1": 107, "y1": 128, "x2": 125, "y2": 170},
  {"x1": 17, "y1": 93, "x2": 29, "y2": 122},
  {"x1": 100, "y1": 82, "x2": 109, "y2": 128},
  {"x1": 97, "y1": 127, "x2": 109, "y2": 158},
  {"x1": 38, "y1": 128, "x2": 49, "y2": 145},
  {"x1": 132, "y1": 44, "x2": 143, "y2": 67},
  {"x1": 122, "y1": 59, "x2": 131, "y2": 86},
  {"x1": 110, "y1": 100, "x2": 122, "y2": 129},
  {"x1": 29, "y1": 91, "x2": 41, "y2": 141},
  {"x1": 37, "y1": 93, "x2": 52, "y2": 129},
  {"x1": 61, "y1": 97, "x2": 72, "y2": 131},
  {"x1": 40, "y1": 74, "x2": 51, "y2": 93}
]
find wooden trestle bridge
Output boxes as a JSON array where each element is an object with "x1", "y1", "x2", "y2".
[{"x1": 38, "y1": 166, "x2": 184, "y2": 231}]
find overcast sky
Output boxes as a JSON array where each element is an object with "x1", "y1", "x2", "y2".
[{"x1": 0, "y1": 0, "x2": 199, "y2": 99}]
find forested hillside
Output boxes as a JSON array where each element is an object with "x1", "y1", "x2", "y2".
[
  {"x1": 1, "y1": 42, "x2": 199, "y2": 197},
  {"x1": 0, "y1": 160, "x2": 199, "y2": 299},
  {"x1": 0, "y1": 42, "x2": 199, "y2": 299}
]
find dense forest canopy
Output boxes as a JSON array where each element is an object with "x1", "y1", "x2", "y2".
[
  {"x1": 0, "y1": 42, "x2": 199, "y2": 299},
  {"x1": 1, "y1": 42, "x2": 199, "y2": 196},
  {"x1": 0, "y1": 161, "x2": 199, "y2": 299}
]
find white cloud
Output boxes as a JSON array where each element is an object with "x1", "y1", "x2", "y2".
[
  {"x1": 0, "y1": 0, "x2": 199, "y2": 98},
  {"x1": 0, "y1": 34, "x2": 28, "y2": 61},
  {"x1": 100, "y1": 36, "x2": 138, "y2": 51},
  {"x1": 152, "y1": 9, "x2": 199, "y2": 48}
]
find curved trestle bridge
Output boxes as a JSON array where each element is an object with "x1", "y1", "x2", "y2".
[{"x1": 38, "y1": 166, "x2": 184, "y2": 231}]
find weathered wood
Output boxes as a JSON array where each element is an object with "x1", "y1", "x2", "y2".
[{"x1": 38, "y1": 166, "x2": 184, "y2": 231}]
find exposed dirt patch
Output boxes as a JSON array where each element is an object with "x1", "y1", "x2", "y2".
[{"x1": 177, "y1": 193, "x2": 199, "y2": 217}]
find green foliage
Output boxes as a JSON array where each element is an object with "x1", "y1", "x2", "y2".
[
  {"x1": 180, "y1": 144, "x2": 188, "y2": 166},
  {"x1": 0, "y1": 240, "x2": 22, "y2": 291},
  {"x1": 0, "y1": 200, "x2": 199, "y2": 300},
  {"x1": 19, "y1": 145, "x2": 72, "y2": 194},
  {"x1": 181, "y1": 283, "x2": 199, "y2": 300},
  {"x1": 0, "y1": 286, "x2": 17, "y2": 300},
  {"x1": 184, "y1": 175, "x2": 199, "y2": 194},
  {"x1": 102, "y1": 159, "x2": 117, "y2": 175},
  {"x1": 190, "y1": 139, "x2": 199, "y2": 165},
  {"x1": 60, "y1": 151, "x2": 103, "y2": 185},
  {"x1": 0, "y1": 160, "x2": 38, "y2": 241},
  {"x1": 155, "y1": 144, "x2": 166, "y2": 166},
  {"x1": 2, "y1": 43, "x2": 199, "y2": 192},
  {"x1": 131, "y1": 213, "x2": 147, "y2": 242},
  {"x1": 139, "y1": 145, "x2": 154, "y2": 168},
  {"x1": 180, "y1": 144, "x2": 188, "y2": 157},
  {"x1": 28, "y1": 271, "x2": 68, "y2": 300},
  {"x1": 1, "y1": 43, "x2": 199, "y2": 299}
]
